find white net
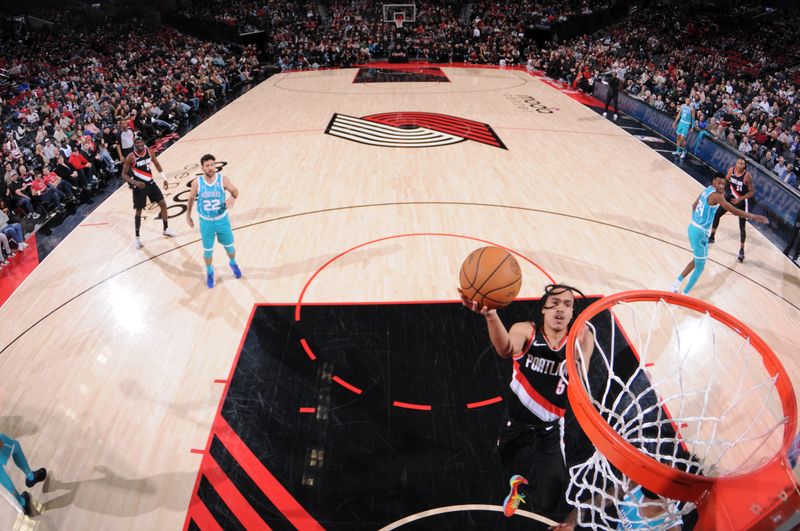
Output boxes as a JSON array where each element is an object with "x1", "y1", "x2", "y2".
[{"x1": 565, "y1": 298, "x2": 789, "y2": 531}]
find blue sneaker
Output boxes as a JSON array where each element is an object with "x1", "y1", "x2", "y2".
[
  {"x1": 206, "y1": 269, "x2": 215, "y2": 288},
  {"x1": 230, "y1": 262, "x2": 242, "y2": 279}
]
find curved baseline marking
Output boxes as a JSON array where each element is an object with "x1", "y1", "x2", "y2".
[{"x1": 378, "y1": 504, "x2": 557, "y2": 530}]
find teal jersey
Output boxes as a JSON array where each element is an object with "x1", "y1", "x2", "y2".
[
  {"x1": 679, "y1": 104, "x2": 693, "y2": 126},
  {"x1": 197, "y1": 173, "x2": 227, "y2": 220},
  {"x1": 691, "y1": 186, "x2": 719, "y2": 231},
  {"x1": 617, "y1": 486, "x2": 681, "y2": 530}
]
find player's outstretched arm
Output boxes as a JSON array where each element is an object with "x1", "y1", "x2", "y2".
[
  {"x1": 186, "y1": 179, "x2": 198, "y2": 229},
  {"x1": 457, "y1": 287, "x2": 529, "y2": 358},
  {"x1": 714, "y1": 193, "x2": 768, "y2": 223}
]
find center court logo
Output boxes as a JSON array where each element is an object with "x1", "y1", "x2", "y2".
[{"x1": 325, "y1": 112, "x2": 507, "y2": 149}]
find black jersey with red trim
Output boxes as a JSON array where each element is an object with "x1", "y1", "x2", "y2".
[
  {"x1": 728, "y1": 169, "x2": 750, "y2": 199},
  {"x1": 507, "y1": 324, "x2": 568, "y2": 426},
  {"x1": 131, "y1": 147, "x2": 154, "y2": 183}
]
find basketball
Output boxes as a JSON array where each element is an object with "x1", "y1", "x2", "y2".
[{"x1": 459, "y1": 246, "x2": 522, "y2": 309}]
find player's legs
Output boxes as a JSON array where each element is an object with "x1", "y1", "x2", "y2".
[
  {"x1": 682, "y1": 226, "x2": 709, "y2": 294},
  {"x1": 526, "y1": 428, "x2": 569, "y2": 519},
  {"x1": 737, "y1": 199, "x2": 748, "y2": 261},
  {"x1": 675, "y1": 128, "x2": 688, "y2": 156},
  {"x1": 673, "y1": 225, "x2": 705, "y2": 293},
  {"x1": 709, "y1": 205, "x2": 727, "y2": 243},
  {"x1": 0, "y1": 434, "x2": 45, "y2": 514},
  {"x1": 673, "y1": 133, "x2": 684, "y2": 155},
  {"x1": 134, "y1": 207, "x2": 143, "y2": 248},
  {"x1": 216, "y1": 218, "x2": 241, "y2": 278},
  {"x1": 151, "y1": 187, "x2": 174, "y2": 237},
  {"x1": 497, "y1": 416, "x2": 567, "y2": 520},
  {"x1": 199, "y1": 219, "x2": 217, "y2": 288}
]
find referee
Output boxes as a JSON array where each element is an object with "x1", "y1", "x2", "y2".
[{"x1": 603, "y1": 62, "x2": 625, "y2": 121}]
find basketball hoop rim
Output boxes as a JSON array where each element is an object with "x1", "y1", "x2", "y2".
[{"x1": 565, "y1": 289, "x2": 798, "y2": 502}]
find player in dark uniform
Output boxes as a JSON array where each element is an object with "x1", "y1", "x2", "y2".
[
  {"x1": 708, "y1": 157, "x2": 755, "y2": 262},
  {"x1": 121, "y1": 137, "x2": 176, "y2": 249},
  {"x1": 459, "y1": 284, "x2": 594, "y2": 521}
]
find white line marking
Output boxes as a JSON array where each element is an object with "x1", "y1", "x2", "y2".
[{"x1": 378, "y1": 504, "x2": 558, "y2": 530}]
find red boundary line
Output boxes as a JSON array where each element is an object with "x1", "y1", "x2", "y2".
[
  {"x1": 332, "y1": 375, "x2": 363, "y2": 395},
  {"x1": 182, "y1": 304, "x2": 257, "y2": 531},
  {"x1": 200, "y1": 453, "x2": 272, "y2": 530},
  {"x1": 299, "y1": 407, "x2": 316, "y2": 414},
  {"x1": 392, "y1": 401, "x2": 432, "y2": 411},
  {"x1": 254, "y1": 295, "x2": 604, "y2": 308},
  {"x1": 214, "y1": 415, "x2": 324, "y2": 530},
  {"x1": 79, "y1": 222, "x2": 109, "y2": 227},
  {"x1": 299, "y1": 338, "x2": 317, "y2": 360},
  {"x1": 466, "y1": 396, "x2": 504, "y2": 409},
  {"x1": 186, "y1": 494, "x2": 223, "y2": 531},
  {"x1": 294, "y1": 232, "x2": 557, "y2": 321}
]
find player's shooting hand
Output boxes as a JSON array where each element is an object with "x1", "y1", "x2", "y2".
[
  {"x1": 186, "y1": 214, "x2": 194, "y2": 228},
  {"x1": 457, "y1": 287, "x2": 492, "y2": 316}
]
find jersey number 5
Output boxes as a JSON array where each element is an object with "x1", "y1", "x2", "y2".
[{"x1": 555, "y1": 378, "x2": 566, "y2": 396}]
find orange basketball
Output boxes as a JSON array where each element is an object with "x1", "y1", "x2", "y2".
[{"x1": 459, "y1": 246, "x2": 522, "y2": 309}]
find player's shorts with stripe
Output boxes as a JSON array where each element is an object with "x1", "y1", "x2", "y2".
[
  {"x1": 199, "y1": 213, "x2": 234, "y2": 253},
  {"x1": 688, "y1": 223, "x2": 709, "y2": 260},
  {"x1": 132, "y1": 181, "x2": 164, "y2": 209},
  {"x1": 676, "y1": 122, "x2": 691, "y2": 138}
]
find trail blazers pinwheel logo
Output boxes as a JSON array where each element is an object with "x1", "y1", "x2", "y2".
[{"x1": 325, "y1": 112, "x2": 507, "y2": 149}]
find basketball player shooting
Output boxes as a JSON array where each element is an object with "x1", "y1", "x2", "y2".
[
  {"x1": 458, "y1": 284, "x2": 594, "y2": 521},
  {"x1": 186, "y1": 153, "x2": 242, "y2": 288},
  {"x1": 121, "y1": 137, "x2": 175, "y2": 249},
  {"x1": 670, "y1": 173, "x2": 767, "y2": 295}
]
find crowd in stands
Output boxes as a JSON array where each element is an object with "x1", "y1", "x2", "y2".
[
  {"x1": 264, "y1": 0, "x2": 615, "y2": 69},
  {"x1": 258, "y1": 0, "x2": 800, "y2": 184},
  {"x1": 3, "y1": 0, "x2": 800, "y2": 273},
  {"x1": 0, "y1": 10, "x2": 262, "y2": 271},
  {"x1": 527, "y1": 6, "x2": 800, "y2": 189}
]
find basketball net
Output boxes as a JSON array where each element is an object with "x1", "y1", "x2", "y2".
[
  {"x1": 564, "y1": 292, "x2": 800, "y2": 531},
  {"x1": 394, "y1": 12, "x2": 405, "y2": 29}
]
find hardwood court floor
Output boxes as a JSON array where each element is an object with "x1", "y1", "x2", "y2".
[{"x1": 0, "y1": 66, "x2": 798, "y2": 529}]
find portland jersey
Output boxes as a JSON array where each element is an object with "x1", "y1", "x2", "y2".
[
  {"x1": 508, "y1": 324, "x2": 568, "y2": 425},
  {"x1": 679, "y1": 104, "x2": 693, "y2": 126},
  {"x1": 197, "y1": 173, "x2": 227, "y2": 221},
  {"x1": 132, "y1": 147, "x2": 154, "y2": 182},
  {"x1": 728, "y1": 170, "x2": 750, "y2": 199},
  {"x1": 691, "y1": 186, "x2": 719, "y2": 231}
]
